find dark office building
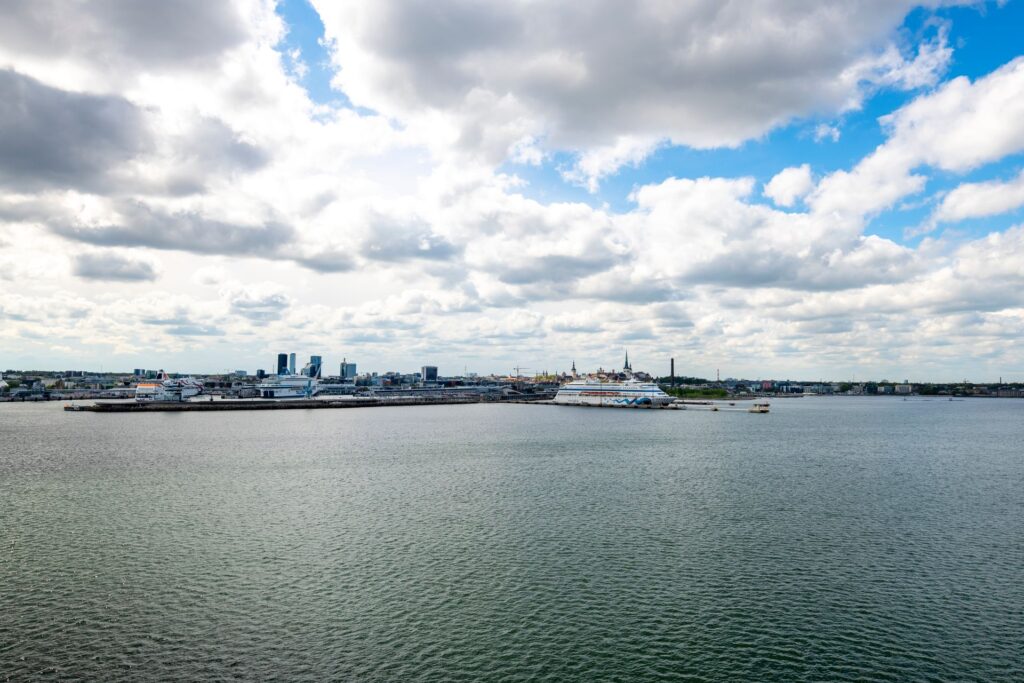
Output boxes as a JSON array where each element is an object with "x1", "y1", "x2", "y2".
[
  {"x1": 421, "y1": 366, "x2": 438, "y2": 383},
  {"x1": 277, "y1": 353, "x2": 288, "y2": 375}
]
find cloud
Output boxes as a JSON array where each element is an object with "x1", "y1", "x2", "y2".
[
  {"x1": 72, "y1": 251, "x2": 158, "y2": 282},
  {"x1": 814, "y1": 124, "x2": 841, "y2": 142},
  {"x1": 495, "y1": 253, "x2": 622, "y2": 286},
  {"x1": 811, "y1": 56, "x2": 1024, "y2": 219},
  {"x1": 359, "y1": 215, "x2": 460, "y2": 262},
  {"x1": 0, "y1": 69, "x2": 149, "y2": 192},
  {"x1": 316, "y1": 0, "x2": 954, "y2": 175},
  {"x1": 227, "y1": 287, "x2": 291, "y2": 322},
  {"x1": 764, "y1": 164, "x2": 814, "y2": 208},
  {"x1": 192, "y1": 266, "x2": 227, "y2": 286},
  {"x1": 291, "y1": 249, "x2": 357, "y2": 273},
  {"x1": 0, "y1": 0, "x2": 248, "y2": 74},
  {"x1": 53, "y1": 202, "x2": 295, "y2": 257},
  {"x1": 561, "y1": 136, "x2": 661, "y2": 192},
  {"x1": 934, "y1": 170, "x2": 1024, "y2": 223},
  {"x1": 4, "y1": 0, "x2": 1024, "y2": 382},
  {"x1": 157, "y1": 117, "x2": 270, "y2": 195}
]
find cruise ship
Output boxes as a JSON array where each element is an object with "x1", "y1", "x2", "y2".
[
  {"x1": 553, "y1": 378, "x2": 674, "y2": 408},
  {"x1": 135, "y1": 372, "x2": 203, "y2": 402},
  {"x1": 256, "y1": 374, "x2": 320, "y2": 399}
]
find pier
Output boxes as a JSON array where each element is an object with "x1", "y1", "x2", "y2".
[{"x1": 65, "y1": 396, "x2": 482, "y2": 412}]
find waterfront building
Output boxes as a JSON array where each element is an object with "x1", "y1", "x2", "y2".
[
  {"x1": 288, "y1": 353, "x2": 296, "y2": 375},
  {"x1": 304, "y1": 355, "x2": 322, "y2": 379},
  {"x1": 422, "y1": 366, "x2": 438, "y2": 383},
  {"x1": 277, "y1": 353, "x2": 288, "y2": 375},
  {"x1": 340, "y1": 359, "x2": 357, "y2": 380},
  {"x1": 256, "y1": 369, "x2": 267, "y2": 380}
]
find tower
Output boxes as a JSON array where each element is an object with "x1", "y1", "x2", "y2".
[
  {"x1": 571, "y1": 360, "x2": 577, "y2": 377},
  {"x1": 277, "y1": 353, "x2": 288, "y2": 375},
  {"x1": 624, "y1": 350, "x2": 631, "y2": 372},
  {"x1": 288, "y1": 353, "x2": 296, "y2": 375}
]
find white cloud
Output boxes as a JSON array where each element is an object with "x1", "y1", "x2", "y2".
[
  {"x1": 2, "y1": 0, "x2": 1024, "y2": 380},
  {"x1": 814, "y1": 124, "x2": 841, "y2": 142},
  {"x1": 810, "y1": 56, "x2": 1024, "y2": 219},
  {"x1": 934, "y1": 170, "x2": 1024, "y2": 223},
  {"x1": 561, "y1": 136, "x2": 662, "y2": 192},
  {"x1": 314, "y1": 0, "x2": 959, "y2": 180},
  {"x1": 764, "y1": 165, "x2": 814, "y2": 208}
]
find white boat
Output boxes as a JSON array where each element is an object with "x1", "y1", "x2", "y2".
[
  {"x1": 135, "y1": 372, "x2": 203, "y2": 402},
  {"x1": 256, "y1": 374, "x2": 319, "y2": 399},
  {"x1": 748, "y1": 402, "x2": 770, "y2": 413},
  {"x1": 553, "y1": 378, "x2": 673, "y2": 408}
]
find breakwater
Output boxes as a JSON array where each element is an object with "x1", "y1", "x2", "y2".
[{"x1": 65, "y1": 396, "x2": 482, "y2": 412}]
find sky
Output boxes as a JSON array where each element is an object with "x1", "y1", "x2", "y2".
[{"x1": 1, "y1": 1, "x2": 1024, "y2": 381}]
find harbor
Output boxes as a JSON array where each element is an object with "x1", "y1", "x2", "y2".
[
  {"x1": 64, "y1": 396, "x2": 483, "y2": 412},
  {"x1": 66, "y1": 396, "x2": 770, "y2": 413}
]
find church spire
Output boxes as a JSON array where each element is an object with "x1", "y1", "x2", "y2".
[{"x1": 624, "y1": 349, "x2": 631, "y2": 372}]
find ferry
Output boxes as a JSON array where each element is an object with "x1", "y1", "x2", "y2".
[
  {"x1": 553, "y1": 378, "x2": 674, "y2": 408},
  {"x1": 135, "y1": 372, "x2": 203, "y2": 402},
  {"x1": 257, "y1": 374, "x2": 319, "y2": 399}
]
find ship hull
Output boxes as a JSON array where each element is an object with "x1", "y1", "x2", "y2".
[{"x1": 553, "y1": 382, "x2": 673, "y2": 408}]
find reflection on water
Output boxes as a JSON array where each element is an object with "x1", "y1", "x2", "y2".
[{"x1": 2, "y1": 398, "x2": 1022, "y2": 681}]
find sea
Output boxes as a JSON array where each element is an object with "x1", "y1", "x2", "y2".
[{"x1": 1, "y1": 397, "x2": 1022, "y2": 681}]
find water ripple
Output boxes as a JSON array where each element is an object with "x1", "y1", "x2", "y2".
[{"x1": 2, "y1": 399, "x2": 1023, "y2": 681}]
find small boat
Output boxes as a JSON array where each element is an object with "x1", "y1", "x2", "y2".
[{"x1": 748, "y1": 403, "x2": 770, "y2": 413}]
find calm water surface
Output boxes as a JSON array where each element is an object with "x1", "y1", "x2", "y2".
[{"x1": 2, "y1": 398, "x2": 1022, "y2": 681}]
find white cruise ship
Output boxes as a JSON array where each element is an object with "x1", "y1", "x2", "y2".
[
  {"x1": 135, "y1": 372, "x2": 203, "y2": 402},
  {"x1": 257, "y1": 374, "x2": 320, "y2": 399},
  {"x1": 553, "y1": 378, "x2": 673, "y2": 408}
]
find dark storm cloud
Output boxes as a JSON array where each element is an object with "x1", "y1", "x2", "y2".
[
  {"x1": 72, "y1": 252, "x2": 157, "y2": 282},
  {"x1": 53, "y1": 203, "x2": 296, "y2": 257},
  {"x1": 0, "y1": 70, "x2": 149, "y2": 192},
  {"x1": 0, "y1": 0, "x2": 247, "y2": 71}
]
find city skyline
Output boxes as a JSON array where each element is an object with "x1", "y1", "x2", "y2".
[{"x1": 2, "y1": 2, "x2": 1024, "y2": 381}]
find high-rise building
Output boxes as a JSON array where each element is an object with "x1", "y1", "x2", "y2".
[
  {"x1": 256, "y1": 369, "x2": 267, "y2": 380},
  {"x1": 421, "y1": 366, "x2": 438, "y2": 383},
  {"x1": 277, "y1": 353, "x2": 288, "y2": 375},
  {"x1": 288, "y1": 353, "x2": 296, "y2": 375},
  {"x1": 340, "y1": 358, "x2": 357, "y2": 380},
  {"x1": 308, "y1": 355, "x2": 322, "y2": 379}
]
